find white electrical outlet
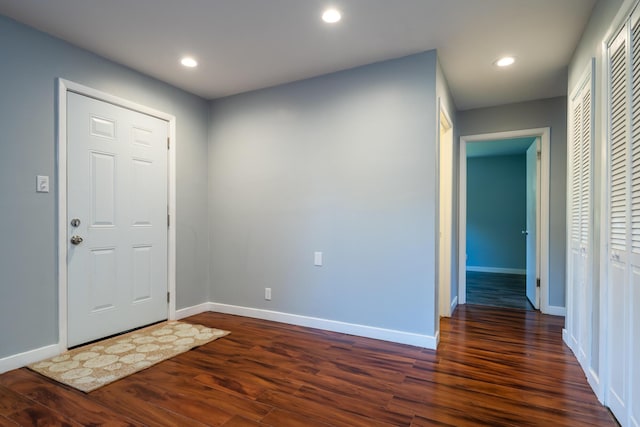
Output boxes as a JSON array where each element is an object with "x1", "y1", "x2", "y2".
[
  {"x1": 314, "y1": 251, "x2": 323, "y2": 266},
  {"x1": 265, "y1": 287, "x2": 272, "y2": 300}
]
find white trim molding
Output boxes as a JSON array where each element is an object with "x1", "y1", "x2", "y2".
[
  {"x1": 210, "y1": 303, "x2": 438, "y2": 349},
  {"x1": 56, "y1": 79, "x2": 177, "y2": 353},
  {"x1": 466, "y1": 266, "x2": 526, "y2": 275},
  {"x1": 449, "y1": 296, "x2": 459, "y2": 316},
  {"x1": 545, "y1": 305, "x2": 567, "y2": 317},
  {"x1": 175, "y1": 303, "x2": 212, "y2": 320},
  {"x1": 0, "y1": 344, "x2": 64, "y2": 374},
  {"x1": 587, "y1": 368, "x2": 604, "y2": 404},
  {"x1": 175, "y1": 302, "x2": 438, "y2": 349},
  {"x1": 437, "y1": 98, "x2": 456, "y2": 320}
]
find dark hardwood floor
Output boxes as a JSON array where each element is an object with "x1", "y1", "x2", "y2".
[
  {"x1": 466, "y1": 271, "x2": 534, "y2": 310},
  {"x1": 0, "y1": 306, "x2": 616, "y2": 426}
]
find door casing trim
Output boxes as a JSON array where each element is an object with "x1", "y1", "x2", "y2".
[
  {"x1": 56, "y1": 78, "x2": 177, "y2": 350},
  {"x1": 458, "y1": 127, "x2": 551, "y2": 313}
]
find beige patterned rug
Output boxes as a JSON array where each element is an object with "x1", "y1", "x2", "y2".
[{"x1": 28, "y1": 321, "x2": 229, "y2": 392}]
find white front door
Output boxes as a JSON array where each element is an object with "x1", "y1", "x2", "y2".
[
  {"x1": 67, "y1": 92, "x2": 168, "y2": 347},
  {"x1": 525, "y1": 140, "x2": 539, "y2": 309}
]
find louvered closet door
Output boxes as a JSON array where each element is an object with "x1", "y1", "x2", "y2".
[
  {"x1": 628, "y1": 10, "x2": 640, "y2": 427},
  {"x1": 579, "y1": 86, "x2": 592, "y2": 366},
  {"x1": 567, "y1": 62, "x2": 593, "y2": 371},
  {"x1": 607, "y1": 24, "x2": 629, "y2": 423},
  {"x1": 569, "y1": 90, "x2": 582, "y2": 355},
  {"x1": 606, "y1": 15, "x2": 640, "y2": 426},
  {"x1": 567, "y1": 85, "x2": 582, "y2": 357}
]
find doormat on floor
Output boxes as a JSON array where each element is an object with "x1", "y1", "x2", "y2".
[{"x1": 28, "y1": 321, "x2": 229, "y2": 392}]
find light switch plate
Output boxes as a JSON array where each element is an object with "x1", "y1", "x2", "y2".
[
  {"x1": 314, "y1": 251, "x2": 323, "y2": 266},
  {"x1": 36, "y1": 175, "x2": 49, "y2": 193}
]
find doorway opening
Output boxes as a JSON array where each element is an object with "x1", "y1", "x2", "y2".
[{"x1": 458, "y1": 128, "x2": 551, "y2": 313}]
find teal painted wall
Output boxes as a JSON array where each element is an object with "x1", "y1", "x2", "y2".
[{"x1": 467, "y1": 154, "x2": 526, "y2": 271}]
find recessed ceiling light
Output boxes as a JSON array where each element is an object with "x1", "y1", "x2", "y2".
[
  {"x1": 322, "y1": 9, "x2": 341, "y2": 23},
  {"x1": 180, "y1": 57, "x2": 198, "y2": 68},
  {"x1": 495, "y1": 56, "x2": 516, "y2": 67}
]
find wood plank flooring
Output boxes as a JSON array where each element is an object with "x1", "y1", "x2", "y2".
[
  {"x1": 466, "y1": 271, "x2": 534, "y2": 310},
  {"x1": 0, "y1": 306, "x2": 616, "y2": 426}
]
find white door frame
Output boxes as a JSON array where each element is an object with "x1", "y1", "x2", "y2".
[
  {"x1": 438, "y1": 100, "x2": 455, "y2": 317},
  {"x1": 458, "y1": 128, "x2": 551, "y2": 313},
  {"x1": 56, "y1": 79, "x2": 177, "y2": 350}
]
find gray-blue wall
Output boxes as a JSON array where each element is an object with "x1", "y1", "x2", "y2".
[
  {"x1": 467, "y1": 154, "x2": 526, "y2": 271},
  {"x1": 208, "y1": 51, "x2": 441, "y2": 337},
  {"x1": 0, "y1": 15, "x2": 210, "y2": 359},
  {"x1": 457, "y1": 97, "x2": 567, "y2": 308},
  {"x1": 0, "y1": 12, "x2": 451, "y2": 361}
]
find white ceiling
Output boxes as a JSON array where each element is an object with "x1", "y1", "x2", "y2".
[{"x1": 0, "y1": 0, "x2": 596, "y2": 110}]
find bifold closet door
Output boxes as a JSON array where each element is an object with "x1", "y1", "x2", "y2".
[
  {"x1": 567, "y1": 63, "x2": 593, "y2": 372},
  {"x1": 606, "y1": 10, "x2": 640, "y2": 426}
]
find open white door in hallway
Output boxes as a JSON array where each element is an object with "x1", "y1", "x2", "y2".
[
  {"x1": 67, "y1": 92, "x2": 169, "y2": 347},
  {"x1": 525, "y1": 140, "x2": 539, "y2": 309}
]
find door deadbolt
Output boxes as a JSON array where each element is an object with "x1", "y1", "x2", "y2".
[
  {"x1": 70, "y1": 235, "x2": 84, "y2": 245},
  {"x1": 70, "y1": 218, "x2": 81, "y2": 227}
]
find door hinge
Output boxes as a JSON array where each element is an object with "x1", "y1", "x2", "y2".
[
  {"x1": 167, "y1": 137, "x2": 170, "y2": 150},
  {"x1": 536, "y1": 278, "x2": 541, "y2": 288},
  {"x1": 167, "y1": 292, "x2": 170, "y2": 303},
  {"x1": 167, "y1": 213, "x2": 170, "y2": 227}
]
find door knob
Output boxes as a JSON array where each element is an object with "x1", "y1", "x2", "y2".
[
  {"x1": 70, "y1": 235, "x2": 84, "y2": 245},
  {"x1": 522, "y1": 230, "x2": 529, "y2": 235}
]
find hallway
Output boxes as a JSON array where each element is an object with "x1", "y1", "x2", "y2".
[{"x1": 466, "y1": 271, "x2": 535, "y2": 310}]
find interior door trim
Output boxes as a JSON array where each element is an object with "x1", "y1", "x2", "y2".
[
  {"x1": 56, "y1": 78, "x2": 177, "y2": 351},
  {"x1": 458, "y1": 127, "x2": 552, "y2": 314}
]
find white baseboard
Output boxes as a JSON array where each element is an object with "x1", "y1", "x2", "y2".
[
  {"x1": 450, "y1": 296, "x2": 458, "y2": 314},
  {"x1": 544, "y1": 305, "x2": 566, "y2": 316},
  {"x1": 562, "y1": 328, "x2": 570, "y2": 348},
  {"x1": 562, "y1": 328, "x2": 604, "y2": 405},
  {"x1": 0, "y1": 343, "x2": 63, "y2": 374},
  {"x1": 208, "y1": 302, "x2": 437, "y2": 349},
  {"x1": 175, "y1": 302, "x2": 212, "y2": 320},
  {"x1": 466, "y1": 266, "x2": 526, "y2": 275},
  {"x1": 563, "y1": 328, "x2": 603, "y2": 404},
  {"x1": 587, "y1": 367, "x2": 604, "y2": 404},
  {"x1": 562, "y1": 328, "x2": 578, "y2": 352}
]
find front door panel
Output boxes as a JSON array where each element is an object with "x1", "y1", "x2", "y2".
[{"x1": 67, "y1": 92, "x2": 168, "y2": 347}]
